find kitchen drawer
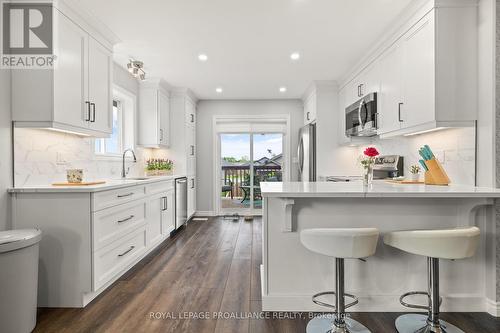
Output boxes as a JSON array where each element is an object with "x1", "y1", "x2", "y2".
[
  {"x1": 93, "y1": 200, "x2": 147, "y2": 251},
  {"x1": 92, "y1": 185, "x2": 146, "y2": 211},
  {"x1": 93, "y1": 227, "x2": 147, "y2": 291},
  {"x1": 146, "y1": 180, "x2": 174, "y2": 196}
]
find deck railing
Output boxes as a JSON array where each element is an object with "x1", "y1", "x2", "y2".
[{"x1": 222, "y1": 165, "x2": 282, "y2": 198}]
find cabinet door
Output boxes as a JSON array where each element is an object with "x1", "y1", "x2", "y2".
[
  {"x1": 158, "y1": 92, "x2": 170, "y2": 147},
  {"x1": 161, "y1": 191, "x2": 175, "y2": 235},
  {"x1": 378, "y1": 44, "x2": 404, "y2": 134},
  {"x1": 53, "y1": 12, "x2": 89, "y2": 129},
  {"x1": 360, "y1": 62, "x2": 380, "y2": 97},
  {"x1": 147, "y1": 193, "x2": 163, "y2": 246},
  {"x1": 88, "y1": 37, "x2": 112, "y2": 134},
  {"x1": 303, "y1": 94, "x2": 316, "y2": 124},
  {"x1": 402, "y1": 13, "x2": 435, "y2": 128},
  {"x1": 185, "y1": 99, "x2": 196, "y2": 126},
  {"x1": 187, "y1": 177, "x2": 196, "y2": 218}
]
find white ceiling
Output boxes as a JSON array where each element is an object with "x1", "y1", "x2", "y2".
[{"x1": 78, "y1": 0, "x2": 413, "y2": 100}]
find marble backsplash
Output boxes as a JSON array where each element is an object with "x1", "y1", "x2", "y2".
[
  {"x1": 358, "y1": 127, "x2": 476, "y2": 186},
  {"x1": 14, "y1": 128, "x2": 170, "y2": 187}
]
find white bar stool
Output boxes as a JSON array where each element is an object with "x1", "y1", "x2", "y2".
[
  {"x1": 300, "y1": 228, "x2": 380, "y2": 333},
  {"x1": 383, "y1": 227, "x2": 480, "y2": 333}
]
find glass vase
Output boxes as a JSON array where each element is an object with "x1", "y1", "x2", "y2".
[{"x1": 362, "y1": 165, "x2": 374, "y2": 186}]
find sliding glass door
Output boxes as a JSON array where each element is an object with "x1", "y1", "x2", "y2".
[{"x1": 219, "y1": 133, "x2": 283, "y2": 215}]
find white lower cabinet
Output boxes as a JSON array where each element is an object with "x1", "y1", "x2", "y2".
[
  {"x1": 188, "y1": 176, "x2": 196, "y2": 219},
  {"x1": 93, "y1": 227, "x2": 147, "y2": 290},
  {"x1": 11, "y1": 178, "x2": 179, "y2": 307},
  {"x1": 148, "y1": 190, "x2": 175, "y2": 246}
]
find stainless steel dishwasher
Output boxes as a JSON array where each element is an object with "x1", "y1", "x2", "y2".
[{"x1": 174, "y1": 177, "x2": 188, "y2": 229}]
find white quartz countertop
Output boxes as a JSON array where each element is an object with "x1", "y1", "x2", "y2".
[
  {"x1": 260, "y1": 181, "x2": 500, "y2": 198},
  {"x1": 8, "y1": 175, "x2": 185, "y2": 193}
]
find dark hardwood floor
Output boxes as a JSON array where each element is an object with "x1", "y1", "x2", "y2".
[{"x1": 35, "y1": 217, "x2": 500, "y2": 333}]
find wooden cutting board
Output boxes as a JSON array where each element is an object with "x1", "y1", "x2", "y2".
[
  {"x1": 386, "y1": 180, "x2": 425, "y2": 185},
  {"x1": 52, "y1": 181, "x2": 106, "y2": 186}
]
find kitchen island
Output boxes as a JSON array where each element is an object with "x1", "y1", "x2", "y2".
[{"x1": 260, "y1": 182, "x2": 500, "y2": 316}]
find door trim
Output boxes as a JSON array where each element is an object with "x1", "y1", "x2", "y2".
[{"x1": 212, "y1": 114, "x2": 291, "y2": 216}]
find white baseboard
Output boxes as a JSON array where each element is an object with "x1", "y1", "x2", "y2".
[
  {"x1": 485, "y1": 298, "x2": 500, "y2": 317},
  {"x1": 195, "y1": 211, "x2": 216, "y2": 217},
  {"x1": 262, "y1": 293, "x2": 491, "y2": 314}
]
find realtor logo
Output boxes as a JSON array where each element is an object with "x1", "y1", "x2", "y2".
[{"x1": 1, "y1": 1, "x2": 55, "y2": 69}]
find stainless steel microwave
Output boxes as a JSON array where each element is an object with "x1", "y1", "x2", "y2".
[{"x1": 345, "y1": 92, "x2": 378, "y2": 137}]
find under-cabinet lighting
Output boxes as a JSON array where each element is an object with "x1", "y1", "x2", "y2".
[
  {"x1": 403, "y1": 127, "x2": 446, "y2": 137},
  {"x1": 44, "y1": 128, "x2": 90, "y2": 136}
]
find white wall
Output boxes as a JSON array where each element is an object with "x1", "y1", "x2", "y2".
[
  {"x1": 0, "y1": 70, "x2": 12, "y2": 230},
  {"x1": 195, "y1": 100, "x2": 303, "y2": 214}
]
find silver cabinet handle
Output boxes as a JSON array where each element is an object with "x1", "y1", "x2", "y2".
[
  {"x1": 90, "y1": 103, "x2": 96, "y2": 123},
  {"x1": 398, "y1": 103, "x2": 404, "y2": 122},
  {"x1": 359, "y1": 84, "x2": 364, "y2": 97},
  {"x1": 306, "y1": 112, "x2": 310, "y2": 121},
  {"x1": 117, "y1": 246, "x2": 135, "y2": 257},
  {"x1": 190, "y1": 114, "x2": 194, "y2": 123},
  {"x1": 160, "y1": 129, "x2": 163, "y2": 141},
  {"x1": 162, "y1": 197, "x2": 168, "y2": 211},
  {"x1": 358, "y1": 99, "x2": 365, "y2": 129},
  {"x1": 191, "y1": 179, "x2": 195, "y2": 189},
  {"x1": 117, "y1": 192, "x2": 134, "y2": 198},
  {"x1": 117, "y1": 215, "x2": 134, "y2": 223},
  {"x1": 191, "y1": 145, "x2": 195, "y2": 156},
  {"x1": 85, "y1": 101, "x2": 91, "y2": 121}
]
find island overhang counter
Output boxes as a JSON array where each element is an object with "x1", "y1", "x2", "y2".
[{"x1": 259, "y1": 182, "x2": 500, "y2": 316}]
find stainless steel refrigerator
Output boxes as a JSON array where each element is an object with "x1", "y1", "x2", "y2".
[{"x1": 297, "y1": 123, "x2": 316, "y2": 181}]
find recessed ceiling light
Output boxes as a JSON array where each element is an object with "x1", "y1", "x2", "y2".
[
  {"x1": 198, "y1": 54, "x2": 208, "y2": 62},
  {"x1": 279, "y1": 87, "x2": 287, "y2": 93},
  {"x1": 290, "y1": 52, "x2": 301, "y2": 61},
  {"x1": 216, "y1": 87, "x2": 223, "y2": 93}
]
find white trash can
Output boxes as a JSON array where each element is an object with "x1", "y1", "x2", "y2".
[{"x1": 0, "y1": 229, "x2": 42, "y2": 333}]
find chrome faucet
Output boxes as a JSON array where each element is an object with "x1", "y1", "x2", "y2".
[{"x1": 122, "y1": 149, "x2": 137, "y2": 178}]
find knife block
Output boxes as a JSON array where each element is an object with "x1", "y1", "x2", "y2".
[{"x1": 424, "y1": 159, "x2": 450, "y2": 186}]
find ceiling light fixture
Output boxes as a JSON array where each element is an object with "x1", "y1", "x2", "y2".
[
  {"x1": 127, "y1": 59, "x2": 146, "y2": 80},
  {"x1": 290, "y1": 52, "x2": 301, "y2": 61},
  {"x1": 216, "y1": 87, "x2": 223, "y2": 93},
  {"x1": 198, "y1": 54, "x2": 208, "y2": 62},
  {"x1": 279, "y1": 87, "x2": 287, "y2": 93}
]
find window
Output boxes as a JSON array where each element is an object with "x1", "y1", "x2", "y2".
[
  {"x1": 95, "y1": 100, "x2": 122, "y2": 155},
  {"x1": 95, "y1": 86, "x2": 136, "y2": 157}
]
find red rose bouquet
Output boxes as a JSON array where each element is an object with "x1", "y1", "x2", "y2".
[{"x1": 359, "y1": 147, "x2": 379, "y2": 185}]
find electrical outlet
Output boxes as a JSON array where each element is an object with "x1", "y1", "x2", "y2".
[{"x1": 56, "y1": 153, "x2": 67, "y2": 165}]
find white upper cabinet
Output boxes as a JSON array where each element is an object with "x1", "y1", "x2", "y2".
[
  {"x1": 12, "y1": 6, "x2": 115, "y2": 137},
  {"x1": 88, "y1": 37, "x2": 113, "y2": 134},
  {"x1": 338, "y1": 1, "x2": 477, "y2": 139},
  {"x1": 138, "y1": 79, "x2": 171, "y2": 148},
  {"x1": 400, "y1": 12, "x2": 435, "y2": 130},
  {"x1": 378, "y1": 44, "x2": 404, "y2": 135},
  {"x1": 303, "y1": 92, "x2": 317, "y2": 125}
]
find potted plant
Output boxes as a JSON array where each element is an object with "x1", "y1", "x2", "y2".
[
  {"x1": 409, "y1": 164, "x2": 421, "y2": 181},
  {"x1": 359, "y1": 147, "x2": 379, "y2": 186},
  {"x1": 146, "y1": 159, "x2": 174, "y2": 176}
]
